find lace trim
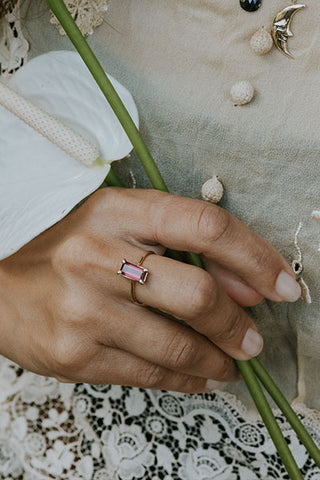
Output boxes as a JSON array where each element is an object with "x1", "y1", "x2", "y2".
[
  {"x1": 50, "y1": 0, "x2": 109, "y2": 37},
  {"x1": 0, "y1": 355, "x2": 319, "y2": 480},
  {"x1": 0, "y1": 0, "x2": 29, "y2": 82}
]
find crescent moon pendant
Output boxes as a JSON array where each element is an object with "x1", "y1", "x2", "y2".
[{"x1": 272, "y1": 4, "x2": 306, "y2": 59}]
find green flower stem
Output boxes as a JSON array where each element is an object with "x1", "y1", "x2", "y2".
[
  {"x1": 105, "y1": 167, "x2": 126, "y2": 188},
  {"x1": 46, "y1": 1, "x2": 319, "y2": 476},
  {"x1": 250, "y1": 357, "x2": 320, "y2": 468},
  {"x1": 47, "y1": 0, "x2": 168, "y2": 193},
  {"x1": 164, "y1": 248, "x2": 186, "y2": 263},
  {"x1": 237, "y1": 360, "x2": 304, "y2": 480},
  {"x1": 186, "y1": 251, "x2": 204, "y2": 269}
]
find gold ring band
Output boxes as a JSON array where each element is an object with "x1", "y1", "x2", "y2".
[{"x1": 130, "y1": 251, "x2": 154, "y2": 305}]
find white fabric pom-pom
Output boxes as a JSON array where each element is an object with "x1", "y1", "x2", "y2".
[
  {"x1": 201, "y1": 176, "x2": 224, "y2": 204},
  {"x1": 312, "y1": 210, "x2": 320, "y2": 221},
  {"x1": 250, "y1": 27, "x2": 273, "y2": 55},
  {"x1": 230, "y1": 81, "x2": 254, "y2": 106}
]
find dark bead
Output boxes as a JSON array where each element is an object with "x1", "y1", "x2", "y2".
[{"x1": 240, "y1": 0, "x2": 262, "y2": 12}]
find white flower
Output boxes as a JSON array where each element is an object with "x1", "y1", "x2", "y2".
[
  {"x1": 178, "y1": 447, "x2": 236, "y2": 480},
  {"x1": 102, "y1": 424, "x2": 154, "y2": 480}
]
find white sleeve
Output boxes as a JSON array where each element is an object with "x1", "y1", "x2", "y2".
[{"x1": 0, "y1": 51, "x2": 139, "y2": 260}]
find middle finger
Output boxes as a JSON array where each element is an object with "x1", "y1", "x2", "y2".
[{"x1": 115, "y1": 248, "x2": 263, "y2": 361}]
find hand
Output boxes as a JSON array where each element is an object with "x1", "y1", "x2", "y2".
[{"x1": 0, "y1": 188, "x2": 301, "y2": 393}]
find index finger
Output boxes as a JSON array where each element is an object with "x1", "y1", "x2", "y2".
[{"x1": 109, "y1": 189, "x2": 301, "y2": 303}]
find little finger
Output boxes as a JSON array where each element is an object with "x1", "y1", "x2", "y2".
[
  {"x1": 96, "y1": 302, "x2": 239, "y2": 383},
  {"x1": 57, "y1": 346, "x2": 225, "y2": 394}
]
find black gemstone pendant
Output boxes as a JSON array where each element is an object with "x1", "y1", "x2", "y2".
[{"x1": 240, "y1": 0, "x2": 262, "y2": 12}]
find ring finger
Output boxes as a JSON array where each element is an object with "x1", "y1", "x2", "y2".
[{"x1": 112, "y1": 244, "x2": 263, "y2": 361}]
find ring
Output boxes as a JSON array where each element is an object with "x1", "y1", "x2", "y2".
[{"x1": 117, "y1": 251, "x2": 154, "y2": 306}]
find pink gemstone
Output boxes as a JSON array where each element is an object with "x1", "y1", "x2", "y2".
[{"x1": 119, "y1": 261, "x2": 148, "y2": 284}]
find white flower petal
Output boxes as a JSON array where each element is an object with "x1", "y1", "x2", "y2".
[{"x1": 0, "y1": 51, "x2": 139, "y2": 260}]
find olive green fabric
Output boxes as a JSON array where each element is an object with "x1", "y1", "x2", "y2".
[{"x1": 22, "y1": 0, "x2": 320, "y2": 409}]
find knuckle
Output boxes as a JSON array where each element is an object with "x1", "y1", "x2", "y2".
[
  {"x1": 149, "y1": 192, "x2": 175, "y2": 243},
  {"x1": 49, "y1": 335, "x2": 91, "y2": 377},
  {"x1": 140, "y1": 363, "x2": 167, "y2": 389},
  {"x1": 49, "y1": 338, "x2": 79, "y2": 374},
  {"x1": 188, "y1": 272, "x2": 217, "y2": 318},
  {"x1": 89, "y1": 187, "x2": 123, "y2": 211},
  {"x1": 250, "y1": 243, "x2": 272, "y2": 273},
  {"x1": 163, "y1": 332, "x2": 198, "y2": 370},
  {"x1": 217, "y1": 355, "x2": 236, "y2": 382},
  {"x1": 52, "y1": 235, "x2": 97, "y2": 273},
  {"x1": 196, "y1": 204, "x2": 231, "y2": 247},
  {"x1": 58, "y1": 293, "x2": 90, "y2": 326},
  {"x1": 215, "y1": 309, "x2": 245, "y2": 346}
]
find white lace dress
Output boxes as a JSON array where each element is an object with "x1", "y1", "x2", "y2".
[
  {"x1": 1, "y1": 2, "x2": 320, "y2": 479},
  {"x1": 1, "y1": 359, "x2": 320, "y2": 480}
]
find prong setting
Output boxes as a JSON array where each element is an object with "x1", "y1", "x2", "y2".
[{"x1": 118, "y1": 260, "x2": 149, "y2": 283}]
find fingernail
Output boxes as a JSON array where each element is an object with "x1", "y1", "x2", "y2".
[
  {"x1": 275, "y1": 270, "x2": 301, "y2": 302},
  {"x1": 205, "y1": 380, "x2": 227, "y2": 391},
  {"x1": 241, "y1": 328, "x2": 264, "y2": 357}
]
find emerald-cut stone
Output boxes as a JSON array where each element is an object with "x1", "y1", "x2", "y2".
[{"x1": 118, "y1": 260, "x2": 149, "y2": 284}]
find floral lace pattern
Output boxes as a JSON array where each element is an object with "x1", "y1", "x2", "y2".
[
  {"x1": 50, "y1": 0, "x2": 109, "y2": 36},
  {"x1": 1, "y1": 356, "x2": 320, "y2": 480},
  {"x1": 0, "y1": 1, "x2": 28, "y2": 81}
]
